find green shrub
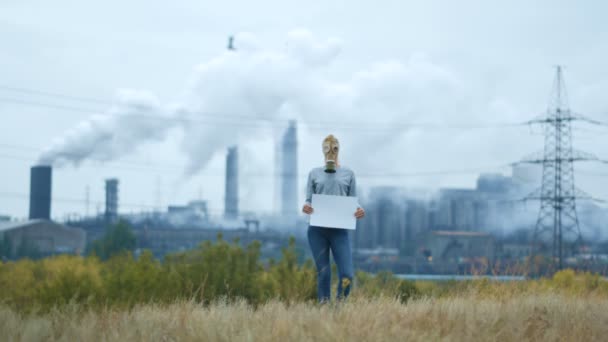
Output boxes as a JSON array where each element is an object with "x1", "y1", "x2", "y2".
[
  {"x1": 2, "y1": 237, "x2": 608, "y2": 313},
  {"x1": 265, "y1": 237, "x2": 316, "y2": 303}
]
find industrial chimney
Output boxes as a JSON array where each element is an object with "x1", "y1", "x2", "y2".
[
  {"x1": 280, "y1": 120, "x2": 298, "y2": 217},
  {"x1": 29, "y1": 165, "x2": 52, "y2": 220},
  {"x1": 224, "y1": 146, "x2": 238, "y2": 219},
  {"x1": 105, "y1": 178, "x2": 119, "y2": 222}
]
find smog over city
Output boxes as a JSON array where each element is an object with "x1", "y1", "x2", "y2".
[{"x1": 2, "y1": 0, "x2": 608, "y2": 301}]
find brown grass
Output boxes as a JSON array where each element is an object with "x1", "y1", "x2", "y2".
[{"x1": 2, "y1": 293, "x2": 607, "y2": 341}]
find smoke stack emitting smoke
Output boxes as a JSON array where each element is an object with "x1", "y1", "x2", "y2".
[{"x1": 37, "y1": 29, "x2": 507, "y2": 187}]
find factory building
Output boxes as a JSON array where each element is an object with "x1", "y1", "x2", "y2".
[
  {"x1": 356, "y1": 187, "x2": 407, "y2": 250},
  {"x1": 433, "y1": 189, "x2": 480, "y2": 231},
  {"x1": 224, "y1": 146, "x2": 239, "y2": 219},
  {"x1": 167, "y1": 200, "x2": 210, "y2": 227},
  {"x1": 1, "y1": 165, "x2": 85, "y2": 259},
  {"x1": 355, "y1": 187, "x2": 430, "y2": 253},
  {"x1": 0, "y1": 219, "x2": 86, "y2": 259},
  {"x1": 476, "y1": 173, "x2": 513, "y2": 193},
  {"x1": 510, "y1": 164, "x2": 542, "y2": 195},
  {"x1": 355, "y1": 173, "x2": 530, "y2": 266},
  {"x1": 421, "y1": 230, "x2": 495, "y2": 263}
]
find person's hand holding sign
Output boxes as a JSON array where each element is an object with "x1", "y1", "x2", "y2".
[
  {"x1": 354, "y1": 207, "x2": 365, "y2": 219},
  {"x1": 302, "y1": 203, "x2": 314, "y2": 214}
]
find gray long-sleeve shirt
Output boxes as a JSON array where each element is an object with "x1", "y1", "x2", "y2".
[{"x1": 305, "y1": 166, "x2": 358, "y2": 206}]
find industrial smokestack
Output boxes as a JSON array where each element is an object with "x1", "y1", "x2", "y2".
[
  {"x1": 105, "y1": 178, "x2": 119, "y2": 222},
  {"x1": 281, "y1": 120, "x2": 298, "y2": 217},
  {"x1": 224, "y1": 146, "x2": 238, "y2": 219},
  {"x1": 29, "y1": 165, "x2": 52, "y2": 220}
]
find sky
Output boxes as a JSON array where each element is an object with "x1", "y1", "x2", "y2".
[{"x1": 1, "y1": 0, "x2": 608, "y2": 221}]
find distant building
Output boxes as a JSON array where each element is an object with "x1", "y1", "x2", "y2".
[
  {"x1": 356, "y1": 187, "x2": 411, "y2": 251},
  {"x1": 0, "y1": 219, "x2": 86, "y2": 259},
  {"x1": 186, "y1": 200, "x2": 209, "y2": 219},
  {"x1": 403, "y1": 199, "x2": 430, "y2": 255},
  {"x1": 433, "y1": 189, "x2": 480, "y2": 231},
  {"x1": 421, "y1": 230, "x2": 495, "y2": 263},
  {"x1": 225, "y1": 146, "x2": 239, "y2": 219},
  {"x1": 356, "y1": 187, "x2": 436, "y2": 254},
  {"x1": 511, "y1": 164, "x2": 542, "y2": 195},
  {"x1": 167, "y1": 200, "x2": 210, "y2": 227},
  {"x1": 356, "y1": 181, "x2": 524, "y2": 260},
  {"x1": 476, "y1": 173, "x2": 513, "y2": 193},
  {"x1": 475, "y1": 172, "x2": 534, "y2": 235},
  {"x1": 498, "y1": 242, "x2": 532, "y2": 261}
]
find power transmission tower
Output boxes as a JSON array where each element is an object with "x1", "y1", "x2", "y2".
[{"x1": 521, "y1": 66, "x2": 600, "y2": 272}]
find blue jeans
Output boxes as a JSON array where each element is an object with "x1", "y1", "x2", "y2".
[{"x1": 307, "y1": 226, "x2": 354, "y2": 302}]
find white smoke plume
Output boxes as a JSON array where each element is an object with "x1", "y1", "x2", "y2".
[
  {"x1": 39, "y1": 29, "x2": 345, "y2": 172},
  {"x1": 39, "y1": 28, "x2": 515, "y2": 187},
  {"x1": 38, "y1": 90, "x2": 169, "y2": 166}
]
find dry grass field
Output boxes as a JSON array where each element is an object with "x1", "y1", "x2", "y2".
[
  {"x1": 3, "y1": 249, "x2": 608, "y2": 341},
  {"x1": 2, "y1": 293, "x2": 607, "y2": 342}
]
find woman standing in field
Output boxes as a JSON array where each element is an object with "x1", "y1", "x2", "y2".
[{"x1": 302, "y1": 134, "x2": 365, "y2": 303}]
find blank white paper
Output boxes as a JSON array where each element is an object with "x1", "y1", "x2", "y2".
[{"x1": 309, "y1": 194, "x2": 358, "y2": 230}]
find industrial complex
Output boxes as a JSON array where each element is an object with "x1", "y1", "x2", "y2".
[{"x1": 2, "y1": 115, "x2": 608, "y2": 275}]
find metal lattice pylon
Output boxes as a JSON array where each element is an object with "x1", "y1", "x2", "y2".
[{"x1": 522, "y1": 66, "x2": 598, "y2": 271}]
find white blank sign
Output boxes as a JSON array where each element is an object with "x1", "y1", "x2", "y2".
[{"x1": 309, "y1": 194, "x2": 358, "y2": 230}]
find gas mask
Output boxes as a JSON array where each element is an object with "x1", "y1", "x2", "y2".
[{"x1": 323, "y1": 135, "x2": 339, "y2": 173}]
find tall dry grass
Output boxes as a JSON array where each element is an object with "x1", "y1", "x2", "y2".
[{"x1": 2, "y1": 293, "x2": 607, "y2": 341}]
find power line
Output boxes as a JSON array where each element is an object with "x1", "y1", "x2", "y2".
[
  {"x1": 0, "y1": 94, "x2": 531, "y2": 131},
  {"x1": 0, "y1": 85, "x2": 113, "y2": 106},
  {"x1": 0, "y1": 191, "x2": 235, "y2": 214},
  {"x1": 0, "y1": 152, "x2": 510, "y2": 179},
  {"x1": 5, "y1": 142, "x2": 608, "y2": 180},
  {"x1": 576, "y1": 169, "x2": 608, "y2": 178},
  {"x1": 0, "y1": 143, "x2": 190, "y2": 171},
  {"x1": 3, "y1": 84, "x2": 607, "y2": 133},
  {"x1": 6, "y1": 84, "x2": 608, "y2": 126},
  {"x1": 0, "y1": 97, "x2": 280, "y2": 129}
]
